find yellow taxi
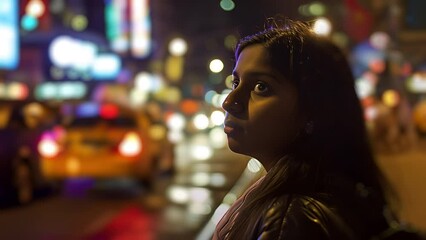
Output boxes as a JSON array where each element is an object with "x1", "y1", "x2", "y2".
[{"x1": 38, "y1": 102, "x2": 174, "y2": 184}]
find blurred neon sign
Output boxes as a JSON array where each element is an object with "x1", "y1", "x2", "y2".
[
  {"x1": 35, "y1": 82, "x2": 87, "y2": 100},
  {"x1": 130, "y1": 0, "x2": 151, "y2": 58},
  {"x1": 105, "y1": 0, "x2": 151, "y2": 58},
  {"x1": 0, "y1": 0, "x2": 19, "y2": 70},
  {"x1": 48, "y1": 35, "x2": 121, "y2": 80},
  {"x1": 0, "y1": 82, "x2": 29, "y2": 100}
]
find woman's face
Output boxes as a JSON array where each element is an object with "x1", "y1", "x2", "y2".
[{"x1": 222, "y1": 44, "x2": 302, "y2": 169}]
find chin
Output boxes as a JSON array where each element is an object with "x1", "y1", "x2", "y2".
[
  {"x1": 227, "y1": 140, "x2": 245, "y2": 154},
  {"x1": 227, "y1": 141, "x2": 253, "y2": 158}
]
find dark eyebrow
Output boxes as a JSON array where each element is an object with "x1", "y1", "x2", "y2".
[{"x1": 232, "y1": 70, "x2": 279, "y2": 81}]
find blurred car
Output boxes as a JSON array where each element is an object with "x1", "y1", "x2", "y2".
[
  {"x1": 0, "y1": 102, "x2": 54, "y2": 207},
  {"x1": 39, "y1": 102, "x2": 174, "y2": 186}
]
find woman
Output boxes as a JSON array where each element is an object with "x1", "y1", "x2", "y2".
[{"x1": 214, "y1": 19, "x2": 422, "y2": 239}]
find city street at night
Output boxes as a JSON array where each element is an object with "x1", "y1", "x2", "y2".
[
  {"x1": 1, "y1": 0, "x2": 426, "y2": 239},
  {"x1": 0, "y1": 138, "x2": 255, "y2": 240},
  {"x1": 1, "y1": 139, "x2": 426, "y2": 239}
]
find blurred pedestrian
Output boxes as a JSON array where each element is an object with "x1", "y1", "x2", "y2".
[{"x1": 215, "y1": 18, "x2": 424, "y2": 239}]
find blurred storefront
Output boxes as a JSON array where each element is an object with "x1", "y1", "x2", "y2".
[{"x1": 0, "y1": 0, "x2": 425, "y2": 150}]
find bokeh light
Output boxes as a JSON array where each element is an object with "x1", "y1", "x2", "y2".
[
  {"x1": 208, "y1": 127, "x2": 227, "y2": 149},
  {"x1": 21, "y1": 15, "x2": 38, "y2": 31},
  {"x1": 382, "y1": 89, "x2": 400, "y2": 107},
  {"x1": 180, "y1": 99, "x2": 200, "y2": 115},
  {"x1": 191, "y1": 172, "x2": 210, "y2": 186},
  {"x1": 313, "y1": 17, "x2": 332, "y2": 36},
  {"x1": 369, "y1": 31, "x2": 390, "y2": 50},
  {"x1": 168, "y1": 38, "x2": 187, "y2": 56},
  {"x1": 189, "y1": 187, "x2": 211, "y2": 203},
  {"x1": 8, "y1": 82, "x2": 29, "y2": 100},
  {"x1": 129, "y1": 89, "x2": 149, "y2": 106},
  {"x1": 210, "y1": 110, "x2": 225, "y2": 126},
  {"x1": 190, "y1": 134, "x2": 213, "y2": 160},
  {"x1": 209, "y1": 59, "x2": 224, "y2": 73},
  {"x1": 71, "y1": 15, "x2": 88, "y2": 31},
  {"x1": 165, "y1": 55, "x2": 184, "y2": 82},
  {"x1": 309, "y1": 2, "x2": 326, "y2": 16},
  {"x1": 193, "y1": 113, "x2": 209, "y2": 130},
  {"x1": 167, "y1": 185, "x2": 189, "y2": 204},
  {"x1": 364, "y1": 105, "x2": 378, "y2": 121},
  {"x1": 355, "y1": 77, "x2": 375, "y2": 99},
  {"x1": 149, "y1": 124, "x2": 167, "y2": 140},
  {"x1": 166, "y1": 113, "x2": 186, "y2": 131},
  {"x1": 220, "y1": 0, "x2": 235, "y2": 11},
  {"x1": 26, "y1": 0, "x2": 45, "y2": 18},
  {"x1": 210, "y1": 173, "x2": 226, "y2": 187},
  {"x1": 407, "y1": 72, "x2": 426, "y2": 93},
  {"x1": 204, "y1": 90, "x2": 217, "y2": 104},
  {"x1": 168, "y1": 130, "x2": 184, "y2": 143},
  {"x1": 211, "y1": 89, "x2": 230, "y2": 108},
  {"x1": 154, "y1": 86, "x2": 182, "y2": 104},
  {"x1": 135, "y1": 72, "x2": 158, "y2": 92},
  {"x1": 191, "y1": 145, "x2": 213, "y2": 161}
]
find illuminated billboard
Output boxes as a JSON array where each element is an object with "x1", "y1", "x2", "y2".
[
  {"x1": 105, "y1": 0, "x2": 151, "y2": 58},
  {"x1": 47, "y1": 35, "x2": 122, "y2": 81},
  {"x1": 0, "y1": 0, "x2": 19, "y2": 70}
]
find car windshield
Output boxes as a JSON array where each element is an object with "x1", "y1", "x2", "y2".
[{"x1": 69, "y1": 116, "x2": 137, "y2": 128}]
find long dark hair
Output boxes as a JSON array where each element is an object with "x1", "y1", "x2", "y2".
[{"x1": 227, "y1": 19, "x2": 392, "y2": 239}]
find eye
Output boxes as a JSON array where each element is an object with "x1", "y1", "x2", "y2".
[
  {"x1": 254, "y1": 82, "x2": 269, "y2": 94},
  {"x1": 231, "y1": 78, "x2": 240, "y2": 90}
]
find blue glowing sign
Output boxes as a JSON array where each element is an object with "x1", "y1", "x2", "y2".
[
  {"x1": 48, "y1": 35, "x2": 122, "y2": 81},
  {"x1": 0, "y1": 0, "x2": 19, "y2": 69}
]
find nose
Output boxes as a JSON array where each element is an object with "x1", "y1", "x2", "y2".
[{"x1": 222, "y1": 92, "x2": 243, "y2": 115}]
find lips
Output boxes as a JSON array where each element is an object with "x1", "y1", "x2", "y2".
[
  {"x1": 223, "y1": 120, "x2": 242, "y2": 135},
  {"x1": 223, "y1": 125, "x2": 234, "y2": 134}
]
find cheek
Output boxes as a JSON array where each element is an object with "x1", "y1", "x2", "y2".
[
  {"x1": 248, "y1": 102, "x2": 300, "y2": 145},
  {"x1": 254, "y1": 113, "x2": 296, "y2": 138}
]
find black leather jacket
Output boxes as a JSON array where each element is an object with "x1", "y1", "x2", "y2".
[{"x1": 213, "y1": 178, "x2": 423, "y2": 240}]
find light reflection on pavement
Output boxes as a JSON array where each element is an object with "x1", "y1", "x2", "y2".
[
  {"x1": 2, "y1": 137, "x2": 423, "y2": 239},
  {"x1": 83, "y1": 139, "x2": 254, "y2": 240},
  {"x1": 0, "y1": 133, "x2": 254, "y2": 240},
  {"x1": 86, "y1": 138, "x2": 254, "y2": 240},
  {"x1": 146, "y1": 139, "x2": 254, "y2": 240}
]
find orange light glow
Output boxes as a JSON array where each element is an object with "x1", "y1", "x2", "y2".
[
  {"x1": 180, "y1": 99, "x2": 200, "y2": 115},
  {"x1": 382, "y1": 90, "x2": 400, "y2": 108},
  {"x1": 413, "y1": 101, "x2": 426, "y2": 133},
  {"x1": 361, "y1": 96, "x2": 375, "y2": 108},
  {"x1": 369, "y1": 59, "x2": 385, "y2": 74}
]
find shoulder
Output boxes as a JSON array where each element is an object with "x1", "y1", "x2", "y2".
[{"x1": 257, "y1": 195, "x2": 355, "y2": 240}]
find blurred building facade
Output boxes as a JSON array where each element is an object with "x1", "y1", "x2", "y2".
[{"x1": 0, "y1": 0, "x2": 425, "y2": 147}]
